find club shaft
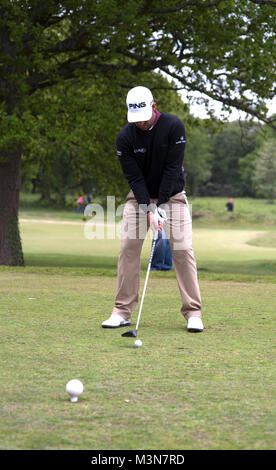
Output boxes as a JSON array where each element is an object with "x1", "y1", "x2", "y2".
[{"x1": 135, "y1": 231, "x2": 158, "y2": 331}]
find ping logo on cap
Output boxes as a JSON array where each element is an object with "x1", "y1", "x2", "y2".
[{"x1": 128, "y1": 102, "x2": 146, "y2": 109}]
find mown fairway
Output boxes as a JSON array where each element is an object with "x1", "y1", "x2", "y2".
[{"x1": 0, "y1": 197, "x2": 275, "y2": 450}]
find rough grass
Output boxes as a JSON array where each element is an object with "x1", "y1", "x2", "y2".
[{"x1": 189, "y1": 197, "x2": 276, "y2": 228}]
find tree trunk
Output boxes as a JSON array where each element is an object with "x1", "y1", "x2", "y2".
[{"x1": 0, "y1": 148, "x2": 24, "y2": 266}]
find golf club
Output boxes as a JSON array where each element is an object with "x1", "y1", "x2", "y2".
[{"x1": 122, "y1": 229, "x2": 159, "y2": 338}]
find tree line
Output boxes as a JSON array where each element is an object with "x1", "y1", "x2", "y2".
[{"x1": 185, "y1": 117, "x2": 276, "y2": 201}]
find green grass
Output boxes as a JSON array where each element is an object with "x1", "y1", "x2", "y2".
[
  {"x1": 19, "y1": 193, "x2": 276, "y2": 228},
  {"x1": 0, "y1": 272, "x2": 275, "y2": 450},
  {"x1": 189, "y1": 196, "x2": 276, "y2": 228},
  {"x1": 0, "y1": 196, "x2": 275, "y2": 450},
  {"x1": 18, "y1": 220, "x2": 276, "y2": 280},
  {"x1": 247, "y1": 231, "x2": 276, "y2": 248}
]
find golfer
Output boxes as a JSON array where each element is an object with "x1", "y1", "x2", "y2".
[{"x1": 102, "y1": 86, "x2": 203, "y2": 333}]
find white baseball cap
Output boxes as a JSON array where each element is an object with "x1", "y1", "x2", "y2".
[{"x1": 126, "y1": 86, "x2": 154, "y2": 123}]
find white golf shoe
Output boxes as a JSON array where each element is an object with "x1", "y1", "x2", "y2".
[
  {"x1": 187, "y1": 317, "x2": 204, "y2": 332},
  {"x1": 102, "y1": 313, "x2": 130, "y2": 329}
]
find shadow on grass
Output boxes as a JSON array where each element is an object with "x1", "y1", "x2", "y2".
[
  {"x1": 23, "y1": 253, "x2": 154, "y2": 271},
  {"x1": 24, "y1": 253, "x2": 119, "y2": 269},
  {"x1": 197, "y1": 259, "x2": 276, "y2": 276}
]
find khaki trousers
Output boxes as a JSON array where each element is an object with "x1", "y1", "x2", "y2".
[{"x1": 112, "y1": 191, "x2": 202, "y2": 321}]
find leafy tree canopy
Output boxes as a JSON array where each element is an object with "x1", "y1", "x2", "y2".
[
  {"x1": 252, "y1": 137, "x2": 276, "y2": 202},
  {"x1": 20, "y1": 70, "x2": 193, "y2": 204},
  {"x1": 1, "y1": 0, "x2": 276, "y2": 129}
]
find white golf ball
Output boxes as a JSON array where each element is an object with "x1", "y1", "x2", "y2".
[
  {"x1": 134, "y1": 339, "x2": 142, "y2": 348},
  {"x1": 66, "y1": 379, "x2": 84, "y2": 403}
]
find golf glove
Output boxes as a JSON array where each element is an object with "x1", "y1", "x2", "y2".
[
  {"x1": 155, "y1": 207, "x2": 167, "y2": 225},
  {"x1": 147, "y1": 207, "x2": 167, "y2": 234}
]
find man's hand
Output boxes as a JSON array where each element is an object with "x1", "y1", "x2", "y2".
[
  {"x1": 147, "y1": 207, "x2": 167, "y2": 234},
  {"x1": 147, "y1": 211, "x2": 159, "y2": 233}
]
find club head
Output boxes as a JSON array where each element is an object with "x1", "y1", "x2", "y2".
[{"x1": 121, "y1": 329, "x2": 138, "y2": 338}]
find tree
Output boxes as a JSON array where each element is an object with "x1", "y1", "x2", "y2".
[
  {"x1": 1, "y1": 0, "x2": 276, "y2": 265},
  {"x1": 20, "y1": 76, "x2": 130, "y2": 206},
  {"x1": 21, "y1": 70, "x2": 192, "y2": 206},
  {"x1": 239, "y1": 120, "x2": 276, "y2": 197},
  {"x1": 184, "y1": 126, "x2": 212, "y2": 195},
  {"x1": 207, "y1": 121, "x2": 258, "y2": 195},
  {"x1": 252, "y1": 138, "x2": 276, "y2": 202},
  {"x1": 239, "y1": 148, "x2": 258, "y2": 196}
]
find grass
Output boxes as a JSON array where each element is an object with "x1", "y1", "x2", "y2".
[
  {"x1": 0, "y1": 195, "x2": 275, "y2": 450},
  {"x1": 247, "y1": 231, "x2": 276, "y2": 248},
  {"x1": 17, "y1": 220, "x2": 276, "y2": 280},
  {"x1": 189, "y1": 196, "x2": 276, "y2": 229},
  {"x1": 0, "y1": 272, "x2": 275, "y2": 450},
  {"x1": 19, "y1": 193, "x2": 276, "y2": 228}
]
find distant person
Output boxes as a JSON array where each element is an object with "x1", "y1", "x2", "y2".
[
  {"x1": 151, "y1": 228, "x2": 172, "y2": 271},
  {"x1": 86, "y1": 193, "x2": 92, "y2": 204},
  {"x1": 226, "y1": 198, "x2": 234, "y2": 212},
  {"x1": 76, "y1": 195, "x2": 85, "y2": 213}
]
